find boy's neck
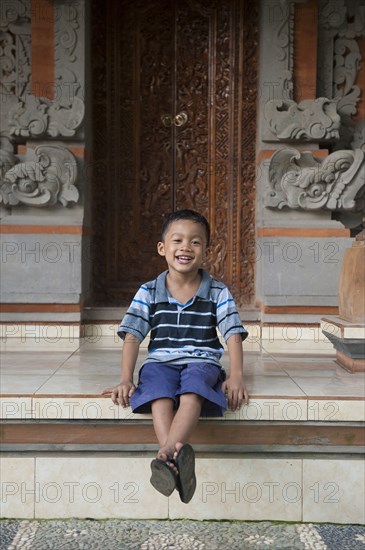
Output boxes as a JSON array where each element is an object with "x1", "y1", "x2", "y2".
[
  {"x1": 165, "y1": 269, "x2": 202, "y2": 303},
  {"x1": 166, "y1": 268, "x2": 202, "y2": 285}
]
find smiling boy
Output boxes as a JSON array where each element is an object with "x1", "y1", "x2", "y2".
[{"x1": 103, "y1": 209, "x2": 248, "y2": 503}]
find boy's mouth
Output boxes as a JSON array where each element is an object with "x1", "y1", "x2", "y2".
[{"x1": 176, "y1": 255, "x2": 193, "y2": 264}]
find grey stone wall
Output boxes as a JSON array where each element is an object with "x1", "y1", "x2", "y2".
[
  {"x1": 0, "y1": 0, "x2": 90, "y2": 319},
  {"x1": 255, "y1": 0, "x2": 365, "y2": 320}
]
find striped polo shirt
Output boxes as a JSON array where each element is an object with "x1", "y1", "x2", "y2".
[{"x1": 117, "y1": 269, "x2": 248, "y2": 368}]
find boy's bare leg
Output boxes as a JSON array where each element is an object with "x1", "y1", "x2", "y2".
[
  {"x1": 153, "y1": 393, "x2": 203, "y2": 465},
  {"x1": 151, "y1": 398, "x2": 175, "y2": 448}
]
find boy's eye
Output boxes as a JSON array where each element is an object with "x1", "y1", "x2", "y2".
[{"x1": 192, "y1": 240, "x2": 201, "y2": 245}]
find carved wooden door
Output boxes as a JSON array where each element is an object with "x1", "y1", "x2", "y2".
[{"x1": 91, "y1": 0, "x2": 257, "y2": 306}]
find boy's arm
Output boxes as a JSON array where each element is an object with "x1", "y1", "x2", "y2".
[
  {"x1": 222, "y1": 334, "x2": 249, "y2": 410},
  {"x1": 102, "y1": 333, "x2": 140, "y2": 407}
]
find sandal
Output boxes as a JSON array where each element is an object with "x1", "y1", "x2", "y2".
[
  {"x1": 174, "y1": 444, "x2": 196, "y2": 504},
  {"x1": 150, "y1": 458, "x2": 177, "y2": 497}
]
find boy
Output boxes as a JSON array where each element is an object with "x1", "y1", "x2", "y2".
[{"x1": 103, "y1": 209, "x2": 248, "y2": 503}]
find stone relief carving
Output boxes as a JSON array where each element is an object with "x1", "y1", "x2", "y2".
[
  {"x1": 263, "y1": 98, "x2": 341, "y2": 141},
  {"x1": 0, "y1": 0, "x2": 84, "y2": 209},
  {"x1": 1, "y1": 0, "x2": 85, "y2": 141},
  {"x1": 263, "y1": 0, "x2": 364, "y2": 213},
  {"x1": 8, "y1": 94, "x2": 85, "y2": 138},
  {"x1": 0, "y1": 145, "x2": 79, "y2": 207},
  {"x1": 264, "y1": 0, "x2": 364, "y2": 147},
  {"x1": 0, "y1": 2, "x2": 31, "y2": 98},
  {"x1": 265, "y1": 148, "x2": 365, "y2": 210}
]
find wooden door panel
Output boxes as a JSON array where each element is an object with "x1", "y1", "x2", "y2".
[
  {"x1": 91, "y1": 0, "x2": 258, "y2": 306},
  {"x1": 175, "y1": 1, "x2": 237, "y2": 289}
]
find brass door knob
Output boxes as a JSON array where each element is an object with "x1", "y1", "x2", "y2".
[
  {"x1": 161, "y1": 114, "x2": 173, "y2": 127},
  {"x1": 174, "y1": 112, "x2": 188, "y2": 126}
]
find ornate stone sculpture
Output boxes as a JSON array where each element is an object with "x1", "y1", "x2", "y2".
[
  {"x1": 265, "y1": 147, "x2": 365, "y2": 210},
  {"x1": 0, "y1": 145, "x2": 79, "y2": 207},
  {"x1": 8, "y1": 95, "x2": 85, "y2": 138},
  {"x1": 263, "y1": 98, "x2": 341, "y2": 141},
  {"x1": 1, "y1": 0, "x2": 85, "y2": 140}
]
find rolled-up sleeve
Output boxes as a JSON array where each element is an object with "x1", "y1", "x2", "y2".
[{"x1": 117, "y1": 285, "x2": 151, "y2": 342}]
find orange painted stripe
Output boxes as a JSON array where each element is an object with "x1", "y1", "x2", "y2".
[
  {"x1": 257, "y1": 149, "x2": 329, "y2": 163},
  {"x1": 294, "y1": 0, "x2": 317, "y2": 101},
  {"x1": 262, "y1": 306, "x2": 339, "y2": 315},
  {"x1": 0, "y1": 304, "x2": 80, "y2": 313},
  {"x1": 17, "y1": 145, "x2": 85, "y2": 158},
  {"x1": 0, "y1": 225, "x2": 88, "y2": 235},
  {"x1": 257, "y1": 228, "x2": 350, "y2": 237},
  {"x1": 31, "y1": 0, "x2": 55, "y2": 99}
]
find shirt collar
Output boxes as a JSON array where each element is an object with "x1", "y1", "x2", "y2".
[{"x1": 155, "y1": 269, "x2": 212, "y2": 303}]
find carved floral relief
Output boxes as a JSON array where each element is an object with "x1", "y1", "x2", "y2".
[
  {"x1": 0, "y1": 144, "x2": 79, "y2": 207},
  {"x1": 0, "y1": 0, "x2": 84, "y2": 208},
  {"x1": 265, "y1": 148, "x2": 365, "y2": 211},
  {"x1": 264, "y1": 0, "x2": 365, "y2": 213}
]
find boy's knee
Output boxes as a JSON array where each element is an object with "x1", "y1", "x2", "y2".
[{"x1": 179, "y1": 392, "x2": 203, "y2": 405}]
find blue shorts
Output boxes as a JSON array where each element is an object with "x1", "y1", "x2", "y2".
[{"x1": 130, "y1": 362, "x2": 227, "y2": 417}]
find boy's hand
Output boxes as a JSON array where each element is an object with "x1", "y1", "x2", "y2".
[
  {"x1": 222, "y1": 375, "x2": 249, "y2": 410},
  {"x1": 101, "y1": 381, "x2": 136, "y2": 408}
]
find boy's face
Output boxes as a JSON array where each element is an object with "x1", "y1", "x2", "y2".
[{"x1": 157, "y1": 219, "x2": 208, "y2": 274}]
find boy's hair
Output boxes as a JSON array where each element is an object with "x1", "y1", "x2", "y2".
[{"x1": 161, "y1": 209, "x2": 210, "y2": 245}]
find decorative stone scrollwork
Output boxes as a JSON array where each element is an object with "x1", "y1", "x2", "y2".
[
  {"x1": 0, "y1": 0, "x2": 31, "y2": 98},
  {"x1": 263, "y1": 98, "x2": 341, "y2": 141},
  {"x1": 1, "y1": 0, "x2": 85, "y2": 140},
  {"x1": 265, "y1": 148, "x2": 365, "y2": 210},
  {"x1": 0, "y1": 145, "x2": 79, "y2": 207},
  {"x1": 8, "y1": 95, "x2": 85, "y2": 138}
]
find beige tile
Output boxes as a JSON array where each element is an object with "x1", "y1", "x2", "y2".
[
  {"x1": 0, "y1": 397, "x2": 34, "y2": 419},
  {"x1": 221, "y1": 398, "x2": 307, "y2": 421},
  {"x1": 244, "y1": 375, "x2": 306, "y2": 397},
  {"x1": 290, "y1": 376, "x2": 365, "y2": 398},
  {"x1": 82, "y1": 323, "x2": 120, "y2": 339},
  {"x1": 35, "y1": 456, "x2": 168, "y2": 519},
  {"x1": 307, "y1": 399, "x2": 365, "y2": 422},
  {"x1": 281, "y1": 363, "x2": 347, "y2": 377},
  {"x1": 1, "y1": 351, "x2": 72, "y2": 370},
  {"x1": 0, "y1": 324, "x2": 81, "y2": 340},
  {"x1": 0, "y1": 457, "x2": 35, "y2": 518},
  {"x1": 34, "y1": 375, "x2": 118, "y2": 395},
  {"x1": 262, "y1": 339, "x2": 335, "y2": 355},
  {"x1": 1, "y1": 338, "x2": 80, "y2": 352},
  {"x1": 57, "y1": 349, "x2": 123, "y2": 372},
  {"x1": 169, "y1": 457, "x2": 302, "y2": 521},
  {"x1": 303, "y1": 458, "x2": 365, "y2": 524},
  {"x1": 80, "y1": 337, "x2": 125, "y2": 350},
  {"x1": 32, "y1": 397, "x2": 134, "y2": 420},
  {"x1": 222, "y1": 354, "x2": 287, "y2": 377},
  {"x1": 0, "y1": 375, "x2": 49, "y2": 395}
]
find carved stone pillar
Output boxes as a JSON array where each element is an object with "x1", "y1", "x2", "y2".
[
  {"x1": 0, "y1": 0, "x2": 88, "y2": 327},
  {"x1": 256, "y1": 0, "x2": 365, "y2": 327}
]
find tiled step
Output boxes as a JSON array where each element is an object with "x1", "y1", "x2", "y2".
[
  {"x1": 1, "y1": 394, "x2": 364, "y2": 422},
  {"x1": 1, "y1": 452, "x2": 364, "y2": 523},
  {"x1": 1, "y1": 349, "x2": 364, "y2": 523}
]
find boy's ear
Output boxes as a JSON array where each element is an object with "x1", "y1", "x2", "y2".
[
  {"x1": 157, "y1": 241, "x2": 165, "y2": 256},
  {"x1": 202, "y1": 246, "x2": 211, "y2": 265}
]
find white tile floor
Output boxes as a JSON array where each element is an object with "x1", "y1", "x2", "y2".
[{"x1": 1, "y1": 347, "x2": 364, "y2": 399}]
